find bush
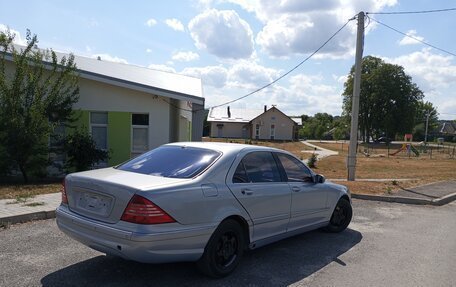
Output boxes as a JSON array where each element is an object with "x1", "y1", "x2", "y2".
[
  {"x1": 64, "y1": 129, "x2": 109, "y2": 172},
  {"x1": 307, "y1": 153, "x2": 318, "y2": 168}
]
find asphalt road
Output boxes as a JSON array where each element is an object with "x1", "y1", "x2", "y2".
[{"x1": 1, "y1": 199, "x2": 455, "y2": 287}]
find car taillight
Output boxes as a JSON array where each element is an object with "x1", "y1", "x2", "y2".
[
  {"x1": 121, "y1": 195, "x2": 176, "y2": 225},
  {"x1": 61, "y1": 178, "x2": 68, "y2": 204}
]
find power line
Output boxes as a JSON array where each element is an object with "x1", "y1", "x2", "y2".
[
  {"x1": 368, "y1": 16, "x2": 456, "y2": 57},
  {"x1": 366, "y1": 7, "x2": 456, "y2": 15},
  {"x1": 207, "y1": 18, "x2": 354, "y2": 110},
  {"x1": 164, "y1": 17, "x2": 354, "y2": 113}
]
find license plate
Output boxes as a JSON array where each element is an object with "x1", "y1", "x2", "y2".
[{"x1": 77, "y1": 192, "x2": 112, "y2": 216}]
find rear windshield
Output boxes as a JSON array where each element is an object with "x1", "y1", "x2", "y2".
[{"x1": 117, "y1": 146, "x2": 221, "y2": 178}]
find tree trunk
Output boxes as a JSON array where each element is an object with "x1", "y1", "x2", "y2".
[{"x1": 19, "y1": 164, "x2": 28, "y2": 183}]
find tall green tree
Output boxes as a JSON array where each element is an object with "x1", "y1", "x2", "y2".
[
  {"x1": 342, "y1": 56, "x2": 424, "y2": 142},
  {"x1": 413, "y1": 101, "x2": 439, "y2": 141},
  {"x1": 300, "y1": 113, "x2": 333, "y2": 139},
  {"x1": 333, "y1": 116, "x2": 350, "y2": 140},
  {"x1": 0, "y1": 29, "x2": 79, "y2": 181}
]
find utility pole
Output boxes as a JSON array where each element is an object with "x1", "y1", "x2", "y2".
[
  {"x1": 347, "y1": 12, "x2": 365, "y2": 181},
  {"x1": 424, "y1": 112, "x2": 430, "y2": 144}
]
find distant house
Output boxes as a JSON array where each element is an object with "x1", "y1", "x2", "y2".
[
  {"x1": 439, "y1": 121, "x2": 456, "y2": 135},
  {"x1": 4, "y1": 46, "x2": 205, "y2": 168},
  {"x1": 207, "y1": 106, "x2": 301, "y2": 140}
]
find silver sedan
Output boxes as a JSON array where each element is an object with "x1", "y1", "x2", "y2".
[{"x1": 56, "y1": 142, "x2": 352, "y2": 277}]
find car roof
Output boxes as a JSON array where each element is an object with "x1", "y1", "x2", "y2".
[{"x1": 165, "y1": 141, "x2": 283, "y2": 154}]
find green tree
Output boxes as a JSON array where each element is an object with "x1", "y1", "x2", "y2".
[
  {"x1": 64, "y1": 129, "x2": 109, "y2": 172},
  {"x1": 413, "y1": 101, "x2": 439, "y2": 141},
  {"x1": 300, "y1": 113, "x2": 333, "y2": 139},
  {"x1": 0, "y1": 29, "x2": 79, "y2": 181},
  {"x1": 333, "y1": 116, "x2": 350, "y2": 140},
  {"x1": 342, "y1": 56, "x2": 424, "y2": 142}
]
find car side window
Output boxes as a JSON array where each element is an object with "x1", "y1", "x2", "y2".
[
  {"x1": 233, "y1": 161, "x2": 249, "y2": 183},
  {"x1": 277, "y1": 153, "x2": 313, "y2": 182},
  {"x1": 239, "y1": 152, "x2": 282, "y2": 183}
]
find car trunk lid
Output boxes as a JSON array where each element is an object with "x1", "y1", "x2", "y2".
[{"x1": 65, "y1": 167, "x2": 186, "y2": 224}]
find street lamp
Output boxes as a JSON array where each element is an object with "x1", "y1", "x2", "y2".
[{"x1": 424, "y1": 112, "x2": 430, "y2": 145}]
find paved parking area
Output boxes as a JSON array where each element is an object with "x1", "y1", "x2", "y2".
[
  {"x1": 1, "y1": 199, "x2": 455, "y2": 287},
  {"x1": 395, "y1": 180, "x2": 456, "y2": 199}
]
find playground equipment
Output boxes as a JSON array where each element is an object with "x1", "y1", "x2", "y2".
[{"x1": 389, "y1": 134, "x2": 420, "y2": 157}]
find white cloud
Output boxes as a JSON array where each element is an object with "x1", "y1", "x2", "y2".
[
  {"x1": 333, "y1": 74, "x2": 348, "y2": 84},
  {"x1": 383, "y1": 49, "x2": 456, "y2": 118},
  {"x1": 91, "y1": 53, "x2": 128, "y2": 64},
  {"x1": 398, "y1": 30, "x2": 424, "y2": 46},
  {"x1": 165, "y1": 18, "x2": 185, "y2": 31},
  {"x1": 189, "y1": 60, "x2": 343, "y2": 116},
  {"x1": 172, "y1": 51, "x2": 200, "y2": 62},
  {"x1": 227, "y1": 61, "x2": 280, "y2": 89},
  {"x1": 229, "y1": 0, "x2": 398, "y2": 58},
  {"x1": 0, "y1": 24, "x2": 27, "y2": 45},
  {"x1": 146, "y1": 48, "x2": 152, "y2": 53},
  {"x1": 256, "y1": 13, "x2": 355, "y2": 59},
  {"x1": 384, "y1": 49, "x2": 456, "y2": 89},
  {"x1": 182, "y1": 66, "x2": 228, "y2": 88},
  {"x1": 188, "y1": 9, "x2": 254, "y2": 59},
  {"x1": 145, "y1": 18, "x2": 157, "y2": 27},
  {"x1": 282, "y1": 73, "x2": 343, "y2": 116},
  {"x1": 202, "y1": 70, "x2": 344, "y2": 116},
  {"x1": 148, "y1": 64, "x2": 176, "y2": 73}
]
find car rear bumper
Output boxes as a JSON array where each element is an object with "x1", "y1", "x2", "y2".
[{"x1": 56, "y1": 205, "x2": 215, "y2": 263}]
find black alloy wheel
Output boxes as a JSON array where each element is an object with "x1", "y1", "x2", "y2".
[
  {"x1": 197, "y1": 219, "x2": 245, "y2": 278},
  {"x1": 326, "y1": 198, "x2": 352, "y2": 233}
]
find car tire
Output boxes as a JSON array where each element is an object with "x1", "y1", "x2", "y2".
[
  {"x1": 197, "y1": 219, "x2": 244, "y2": 278},
  {"x1": 325, "y1": 198, "x2": 352, "y2": 233}
]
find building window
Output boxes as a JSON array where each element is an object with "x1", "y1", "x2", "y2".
[
  {"x1": 49, "y1": 123, "x2": 65, "y2": 149},
  {"x1": 255, "y1": 124, "x2": 260, "y2": 140},
  {"x1": 270, "y1": 124, "x2": 275, "y2": 140},
  {"x1": 132, "y1": 113, "x2": 149, "y2": 158},
  {"x1": 90, "y1": 112, "x2": 108, "y2": 150}
]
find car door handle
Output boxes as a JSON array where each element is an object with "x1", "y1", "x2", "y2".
[
  {"x1": 291, "y1": 186, "x2": 301, "y2": 192},
  {"x1": 241, "y1": 189, "x2": 254, "y2": 195}
]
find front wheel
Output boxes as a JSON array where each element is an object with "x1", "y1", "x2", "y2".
[
  {"x1": 197, "y1": 219, "x2": 244, "y2": 278},
  {"x1": 326, "y1": 198, "x2": 352, "y2": 233}
]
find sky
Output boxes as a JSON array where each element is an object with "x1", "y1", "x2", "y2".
[{"x1": 1, "y1": 0, "x2": 455, "y2": 120}]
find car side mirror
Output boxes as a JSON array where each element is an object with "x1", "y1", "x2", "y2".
[{"x1": 314, "y1": 174, "x2": 325, "y2": 184}]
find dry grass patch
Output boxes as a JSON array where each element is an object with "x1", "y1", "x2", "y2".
[
  {"x1": 312, "y1": 142, "x2": 456, "y2": 195},
  {"x1": 1, "y1": 140, "x2": 450, "y2": 198},
  {"x1": 0, "y1": 184, "x2": 60, "y2": 200}
]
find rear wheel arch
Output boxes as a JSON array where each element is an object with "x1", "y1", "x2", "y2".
[
  {"x1": 222, "y1": 215, "x2": 251, "y2": 248},
  {"x1": 340, "y1": 194, "x2": 350, "y2": 203}
]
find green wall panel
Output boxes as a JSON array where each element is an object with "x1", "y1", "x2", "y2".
[{"x1": 108, "y1": 112, "x2": 131, "y2": 166}]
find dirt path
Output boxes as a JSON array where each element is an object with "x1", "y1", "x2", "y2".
[{"x1": 301, "y1": 141, "x2": 339, "y2": 159}]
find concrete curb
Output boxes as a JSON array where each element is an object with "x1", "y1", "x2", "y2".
[
  {"x1": 352, "y1": 192, "x2": 456, "y2": 206},
  {"x1": 431, "y1": 192, "x2": 456, "y2": 206},
  {"x1": 0, "y1": 210, "x2": 56, "y2": 226}
]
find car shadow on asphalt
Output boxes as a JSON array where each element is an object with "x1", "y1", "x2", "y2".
[{"x1": 41, "y1": 228, "x2": 362, "y2": 287}]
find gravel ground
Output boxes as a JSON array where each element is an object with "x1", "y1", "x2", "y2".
[{"x1": 1, "y1": 199, "x2": 455, "y2": 287}]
